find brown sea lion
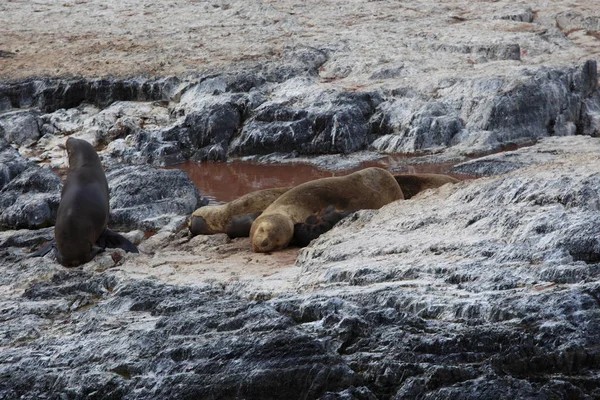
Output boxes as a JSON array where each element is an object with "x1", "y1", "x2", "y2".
[
  {"x1": 189, "y1": 187, "x2": 290, "y2": 238},
  {"x1": 32, "y1": 138, "x2": 138, "y2": 267},
  {"x1": 290, "y1": 173, "x2": 461, "y2": 247},
  {"x1": 250, "y1": 167, "x2": 403, "y2": 253},
  {"x1": 393, "y1": 173, "x2": 459, "y2": 199}
]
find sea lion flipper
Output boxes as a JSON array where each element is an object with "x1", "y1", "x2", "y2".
[
  {"x1": 29, "y1": 240, "x2": 56, "y2": 258},
  {"x1": 226, "y1": 212, "x2": 262, "y2": 239},
  {"x1": 89, "y1": 245, "x2": 105, "y2": 259},
  {"x1": 293, "y1": 209, "x2": 354, "y2": 247},
  {"x1": 98, "y1": 228, "x2": 139, "y2": 253}
]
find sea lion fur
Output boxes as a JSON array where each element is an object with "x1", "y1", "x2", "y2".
[
  {"x1": 32, "y1": 137, "x2": 138, "y2": 267},
  {"x1": 189, "y1": 187, "x2": 290, "y2": 237},
  {"x1": 250, "y1": 167, "x2": 403, "y2": 253},
  {"x1": 393, "y1": 173, "x2": 459, "y2": 199},
  {"x1": 292, "y1": 206, "x2": 353, "y2": 247}
]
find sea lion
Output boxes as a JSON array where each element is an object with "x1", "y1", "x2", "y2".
[
  {"x1": 250, "y1": 167, "x2": 403, "y2": 253},
  {"x1": 393, "y1": 173, "x2": 459, "y2": 199},
  {"x1": 32, "y1": 138, "x2": 138, "y2": 267},
  {"x1": 292, "y1": 206, "x2": 353, "y2": 247},
  {"x1": 290, "y1": 174, "x2": 460, "y2": 247},
  {"x1": 189, "y1": 187, "x2": 290, "y2": 238}
]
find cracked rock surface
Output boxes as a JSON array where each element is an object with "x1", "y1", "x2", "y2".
[{"x1": 1, "y1": 0, "x2": 600, "y2": 399}]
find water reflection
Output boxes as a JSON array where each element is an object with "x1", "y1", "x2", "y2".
[{"x1": 170, "y1": 159, "x2": 466, "y2": 203}]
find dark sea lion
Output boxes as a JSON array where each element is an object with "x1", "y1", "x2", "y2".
[
  {"x1": 189, "y1": 187, "x2": 290, "y2": 238},
  {"x1": 393, "y1": 173, "x2": 459, "y2": 199},
  {"x1": 250, "y1": 167, "x2": 403, "y2": 253},
  {"x1": 292, "y1": 206, "x2": 353, "y2": 247},
  {"x1": 32, "y1": 138, "x2": 138, "y2": 267}
]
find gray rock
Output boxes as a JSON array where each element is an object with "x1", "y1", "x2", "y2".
[
  {"x1": 555, "y1": 10, "x2": 600, "y2": 32},
  {"x1": 494, "y1": 7, "x2": 534, "y2": 23},
  {"x1": 0, "y1": 227, "x2": 53, "y2": 249},
  {"x1": 0, "y1": 274, "x2": 361, "y2": 399},
  {"x1": 0, "y1": 76, "x2": 181, "y2": 113},
  {"x1": 38, "y1": 103, "x2": 100, "y2": 137},
  {"x1": 0, "y1": 150, "x2": 61, "y2": 230},
  {"x1": 0, "y1": 110, "x2": 41, "y2": 146},
  {"x1": 229, "y1": 80, "x2": 382, "y2": 156},
  {"x1": 3, "y1": 139, "x2": 600, "y2": 399},
  {"x1": 0, "y1": 143, "x2": 32, "y2": 190},
  {"x1": 370, "y1": 101, "x2": 464, "y2": 153},
  {"x1": 106, "y1": 164, "x2": 201, "y2": 232},
  {"x1": 451, "y1": 136, "x2": 600, "y2": 176},
  {"x1": 371, "y1": 61, "x2": 599, "y2": 155},
  {"x1": 88, "y1": 101, "x2": 172, "y2": 146}
]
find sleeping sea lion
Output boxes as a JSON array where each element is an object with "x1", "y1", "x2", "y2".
[
  {"x1": 189, "y1": 187, "x2": 290, "y2": 238},
  {"x1": 32, "y1": 137, "x2": 138, "y2": 267},
  {"x1": 290, "y1": 173, "x2": 461, "y2": 247},
  {"x1": 250, "y1": 167, "x2": 403, "y2": 253},
  {"x1": 393, "y1": 173, "x2": 459, "y2": 199}
]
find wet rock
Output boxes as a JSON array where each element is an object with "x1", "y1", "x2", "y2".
[{"x1": 106, "y1": 164, "x2": 201, "y2": 232}]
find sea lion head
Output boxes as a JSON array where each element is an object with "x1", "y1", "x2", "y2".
[
  {"x1": 250, "y1": 214, "x2": 294, "y2": 253},
  {"x1": 66, "y1": 137, "x2": 102, "y2": 170}
]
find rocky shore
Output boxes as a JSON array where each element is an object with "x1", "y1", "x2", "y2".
[{"x1": 2, "y1": 0, "x2": 600, "y2": 399}]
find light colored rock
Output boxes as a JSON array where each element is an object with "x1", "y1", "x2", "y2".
[{"x1": 0, "y1": 110, "x2": 41, "y2": 146}]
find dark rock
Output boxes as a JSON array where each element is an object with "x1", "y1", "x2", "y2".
[
  {"x1": 409, "y1": 41, "x2": 521, "y2": 62},
  {"x1": 318, "y1": 386, "x2": 378, "y2": 400},
  {"x1": 0, "y1": 276, "x2": 361, "y2": 400},
  {"x1": 0, "y1": 151, "x2": 61, "y2": 230},
  {"x1": 0, "y1": 76, "x2": 180, "y2": 114},
  {"x1": 181, "y1": 99, "x2": 243, "y2": 161},
  {"x1": 370, "y1": 101, "x2": 464, "y2": 153},
  {"x1": 371, "y1": 61, "x2": 599, "y2": 154},
  {"x1": 229, "y1": 88, "x2": 382, "y2": 156},
  {"x1": 106, "y1": 164, "x2": 201, "y2": 231},
  {"x1": 0, "y1": 143, "x2": 32, "y2": 190},
  {"x1": 0, "y1": 227, "x2": 53, "y2": 249}
]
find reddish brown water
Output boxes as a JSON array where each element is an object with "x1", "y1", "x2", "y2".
[{"x1": 170, "y1": 158, "x2": 470, "y2": 203}]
